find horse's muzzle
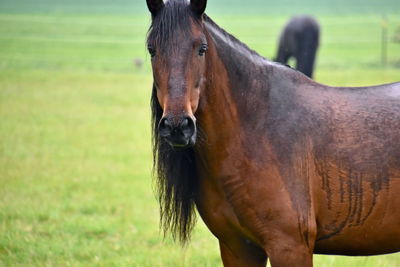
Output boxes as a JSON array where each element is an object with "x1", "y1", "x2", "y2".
[{"x1": 158, "y1": 115, "x2": 196, "y2": 148}]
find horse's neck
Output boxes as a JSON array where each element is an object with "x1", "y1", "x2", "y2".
[
  {"x1": 194, "y1": 20, "x2": 273, "y2": 174},
  {"x1": 204, "y1": 18, "x2": 270, "y2": 81}
]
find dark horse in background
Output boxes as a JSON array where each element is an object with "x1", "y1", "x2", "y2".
[
  {"x1": 146, "y1": 0, "x2": 400, "y2": 266},
  {"x1": 275, "y1": 16, "x2": 320, "y2": 78}
]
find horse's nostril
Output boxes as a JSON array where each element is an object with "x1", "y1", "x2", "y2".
[
  {"x1": 181, "y1": 118, "x2": 189, "y2": 128},
  {"x1": 180, "y1": 117, "x2": 195, "y2": 138},
  {"x1": 158, "y1": 116, "x2": 196, "y2": 147},
  {"x1": 158, "y1": 117, "x2": 173, "y2": 137}
]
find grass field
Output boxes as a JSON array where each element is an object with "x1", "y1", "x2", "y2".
[{"x1": 1, "y1": 0, "x2": 400, "y2": 266}]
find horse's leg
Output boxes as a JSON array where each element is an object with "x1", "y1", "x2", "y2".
[
  {"x1": 275, "y1": 44, "x2": 291, "y2": 65},
  {"x1": 268, "y1": 248, "x2": 312, "y2": 267},
  {"x1": 265, "y1": 236, "x2": 313, "y2": 267},
  {"x1": 219, "y1": 240, "x2": 268, "y2": 267},
  {"x1": 295, "y1": 31, "x2": 318, "y2": 78},
  {"x1": 296, "y1": 49, "x2": 316, "y2": 78}
]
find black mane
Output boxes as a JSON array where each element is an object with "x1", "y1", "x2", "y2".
[
  {"x1": 203, "y1": 14, "x2": 266, "y2": 60},
  {"x1": 148, "y1": 0, "x2": 200, "y2": 243}
]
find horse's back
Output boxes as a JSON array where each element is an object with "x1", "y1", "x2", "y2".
[{"x1": 286, "y1": 16, "x2": 319, "y2": 33}]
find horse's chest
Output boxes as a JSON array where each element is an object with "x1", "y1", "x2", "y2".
[{"x1": 195, "y1": 168, "x2": 296, "y2": 245}]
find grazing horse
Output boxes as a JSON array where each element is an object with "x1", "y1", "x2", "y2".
[
  {"x1": 275, "y1": 16, "x2": 320, "y2": 78},
  {"x1": 146, "y1": 0, "x2": 400, "y2": 266}
]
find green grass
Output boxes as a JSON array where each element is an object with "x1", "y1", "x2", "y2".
[
  {"x1": 0, "y1": 0, "x2": 399, "y2": 15},
  {"x1": 1, "y1": 1, "x2": 400, "y2": 266}
]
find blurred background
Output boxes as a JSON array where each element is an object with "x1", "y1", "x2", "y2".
[{"x1": 0, "y1": 0, "x2": 399, "y2": 266}]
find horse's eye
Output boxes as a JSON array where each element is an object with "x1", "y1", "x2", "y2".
[
  {"x1": 148, "y1": 45, "x2": 156, "y2": 58},
  {"x1": 198, "y1": 44, "x2": 208, "y2": 56}
]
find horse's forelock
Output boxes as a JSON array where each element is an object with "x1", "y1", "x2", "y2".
[{"x1": 146, "y1": 0, "x2": 202, "y2": 52}]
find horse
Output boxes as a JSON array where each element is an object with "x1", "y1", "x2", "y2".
[
  {"x1": 145, "y1": 0, "x2": 400, "y2": 266},
  {"x1": 275, "y1": 16, "x2": 320, "y2": 78}
]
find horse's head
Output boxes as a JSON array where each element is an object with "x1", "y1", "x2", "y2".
[{"x1": 146, "y1": 0, "x2": 208, "y2": 149}]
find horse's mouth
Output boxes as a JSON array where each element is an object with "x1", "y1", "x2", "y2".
[{"x1": 166, "y1": 134, "x2": 196, "y2": 150}]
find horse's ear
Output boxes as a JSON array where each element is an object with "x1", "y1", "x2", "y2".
[
  {"x1": 190, "y1": 0, "x2": 207, "y2": 16},
  {"x1": 146, "y1": 0, "x2": 164, "y2": 16}
]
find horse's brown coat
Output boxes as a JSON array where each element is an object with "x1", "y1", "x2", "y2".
[{"x1": 146, "y1": 0, "x2": 400, "y2": 266}]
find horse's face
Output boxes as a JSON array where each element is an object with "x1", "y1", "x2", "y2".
[{"x1": 146, "y1": 0, "x2": 208, "y2": 148}]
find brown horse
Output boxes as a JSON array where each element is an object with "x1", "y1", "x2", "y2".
[
  {"x1": 275, "y1": 16, "x2": 320, "y2": 78},
  {"x1": 146, "y1": 0, "x2": 400, "y2": 266}
]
